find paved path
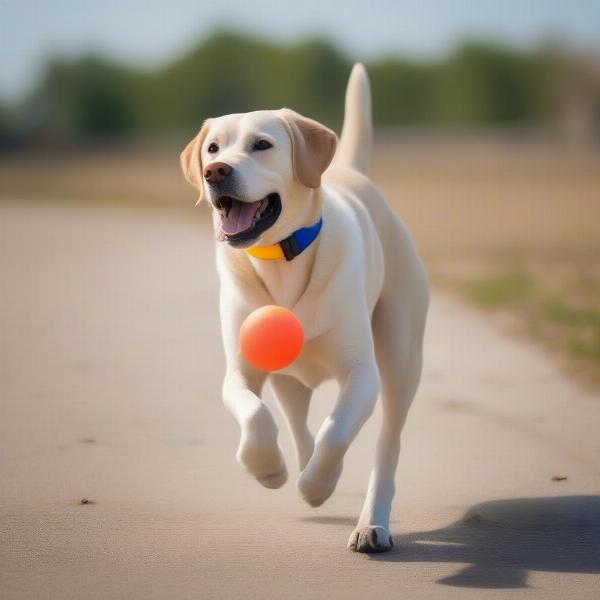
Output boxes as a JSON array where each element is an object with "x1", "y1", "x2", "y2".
[{"x1": 1, "y1": 202, "x2": 599, "y2": 599}]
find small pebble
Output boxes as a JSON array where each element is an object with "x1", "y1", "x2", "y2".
[{"x1": 551, "y1": 475, "x2": 567, "y2": 482}]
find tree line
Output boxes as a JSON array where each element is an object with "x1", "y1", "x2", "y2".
[{"x1": 1, "y1": 30, "x2": 562, "y2": 142}]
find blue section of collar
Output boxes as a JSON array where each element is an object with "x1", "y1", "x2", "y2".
[
  {"x1": 293, "y1": 217, "x2": 323, "y2": 253},
  {"x1": 280, "y1": 217, "x2": 323, "y2": 260}
]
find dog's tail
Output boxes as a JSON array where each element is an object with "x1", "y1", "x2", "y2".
[{"x1": 332, "y1": 63, "x2": 372, "y2": 174}]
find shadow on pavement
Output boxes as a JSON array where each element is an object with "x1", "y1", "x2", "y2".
[{"x1": 370, "y1": 495, "x2": 600, "y2": 588}]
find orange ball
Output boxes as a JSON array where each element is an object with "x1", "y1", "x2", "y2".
[{"x1": 240, "y1": 305, "x2": 304, "y2": 372}]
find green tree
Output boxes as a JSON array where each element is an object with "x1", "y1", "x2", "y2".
[{"x1": 6, "y1": 31, "x2": 562, "y2": 141}]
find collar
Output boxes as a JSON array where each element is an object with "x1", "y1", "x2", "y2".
[{"x1": 245, "y1": 217, "x2": 323, "y2": 261}]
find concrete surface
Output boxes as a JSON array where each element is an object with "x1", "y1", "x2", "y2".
[{"x1": 1, "y1": 201, "x2": 599, "y2": 599}]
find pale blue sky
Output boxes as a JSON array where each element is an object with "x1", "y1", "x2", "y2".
[{"x1": 1, "y1": 0, "x2": 599, "y2": 101}]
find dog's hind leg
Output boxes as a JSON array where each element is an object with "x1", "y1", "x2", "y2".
[
  {"x1": 347, "y1": 296, "x2": 426, "y2": 553},
  {"x1": 270, "y1": 375, "x2": 314, "y2": 471}
]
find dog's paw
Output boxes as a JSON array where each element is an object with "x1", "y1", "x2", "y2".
[
  {"x1": 297, "y1": 461, "x2": 342, "y2": 507},
  {"x1": 255, "y1": 464, "x2": 288, "y2": 489},
  {"x1": 236, "y1": 424, "x2": 287, "y2": 490},
  {"x1": 237, "y1": 439, "x2": 288, "y2": 489},
  {"x1": 347, "y1": 526, "x2": 394, "y2": 553},
  {"x1": 236, "y1": 405, "x2": 288, "y2": 489}
]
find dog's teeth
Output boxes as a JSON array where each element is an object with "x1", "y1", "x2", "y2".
[{"x1": 257, "y1": 199, "x2": 268, "y2": 216}]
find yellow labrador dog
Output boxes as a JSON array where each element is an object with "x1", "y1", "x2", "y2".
[{"x1": 181, "y1": 64, "x2": 429, "y2": 553}]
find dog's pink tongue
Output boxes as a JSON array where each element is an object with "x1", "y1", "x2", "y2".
[{"x1": 220, "y1": 200, "x2": 261, "y2": 235}]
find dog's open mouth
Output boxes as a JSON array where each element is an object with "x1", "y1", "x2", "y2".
[{"x1": 214, "y1": 193, "x2": 281, "y2": 246}]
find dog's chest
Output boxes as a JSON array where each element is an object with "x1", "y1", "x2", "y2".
[
  {"x1": 252, "y1": 257, "x2": 314, "y2": 310},
  {"x1": 275, "y1": 335, "x2": 332, "y2": 389}
]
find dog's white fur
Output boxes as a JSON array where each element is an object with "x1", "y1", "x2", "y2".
[{"x1": 181, "y1": 64, "x2": 429, "y2": 553}]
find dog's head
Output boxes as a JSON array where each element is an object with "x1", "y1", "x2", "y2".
[{"x1": 180, "y1": 109, "x2": 337, "y2": 248}]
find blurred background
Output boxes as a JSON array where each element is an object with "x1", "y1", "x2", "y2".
[{"x1": 1, "y1": 0, "x2": 599, "y2": 387}]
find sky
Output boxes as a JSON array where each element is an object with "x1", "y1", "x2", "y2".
[{"x1": 1, "y1": 0, "x2": 599, "y2": 102}]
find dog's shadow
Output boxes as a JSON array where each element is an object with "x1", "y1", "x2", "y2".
[{"x1": 305, "y1": 496, "x2": 600, "y2": 589}]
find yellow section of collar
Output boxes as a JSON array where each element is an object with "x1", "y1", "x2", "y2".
[{"x1": 245, "y1": 243, "x2": 285, "y2": 260}]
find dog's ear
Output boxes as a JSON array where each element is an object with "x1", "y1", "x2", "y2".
[
  {"x1": 180, "y1": 119, "x2": 211, "y2": 201},
  {"x1": 279, "y1": 109, "x2": 337, "y2": 189}
]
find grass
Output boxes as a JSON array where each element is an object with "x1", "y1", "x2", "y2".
[
  {"x1": 462, "y1": 272, "x2": 535, "y2": 308},
  {"x1": 544, "y1": 300, "x2": 600, "y2": 329},
  {"x1": 545, "y1": 299, "x2": 600, "y2": 362},
  {"x1": 0, "y1": 144, "x2": 195, "y2": 210},
  {"x1": 447, "y1": 264, "x2": 600, "y2": 388}
]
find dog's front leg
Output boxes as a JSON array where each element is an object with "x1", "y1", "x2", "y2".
[
  {"x1": 223, "y1": 369, "x2": 288, "y2": 489},
  {"x1": 297, "y1": 362, "x2": 380, "y2": 506}
]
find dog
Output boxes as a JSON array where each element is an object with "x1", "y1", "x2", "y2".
[{"x1": 180, "y1": 64, "x2": 429, "y2": 553}]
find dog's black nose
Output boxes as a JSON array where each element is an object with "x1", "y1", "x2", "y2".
[{"x1": 204, "y1": 162, "x2": 232, "y2": 184}]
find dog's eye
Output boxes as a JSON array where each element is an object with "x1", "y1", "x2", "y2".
[
  {"x1": 253, "y1": 139, "x2": 273, "y2": 151},
  {"x1": 207, "y1": 142, "x2": 219, "y2": 153}
]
